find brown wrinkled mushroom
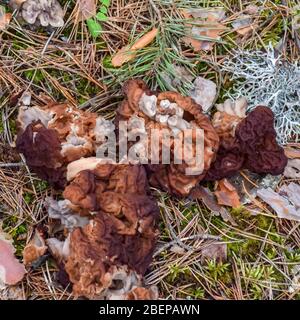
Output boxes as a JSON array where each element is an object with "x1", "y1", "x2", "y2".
[
  {"x1": 63, "y1": 159, "x2": 159, "y2": 236},
  {"x1": 116, "y1": 79, "x2": 219, "y2": 196},
  {"x1": 59, "y1": 159, "x2": 159, "y2": 298},
  {"x1": 205, "y1": 106, "x2": 287, "y2": 180},
  {"x1": 211, "y1": 111, "x2": 242, "y2": 143},
  {"x1": 204, "y1": 111, "x2": 244, "y2": 181},
  {"x1": 65, "y1": 212, "x2": 158, "y2": 299},
  {"x1": 10, "y1": 0, "x2": 64, "y2": 27},
  {"x1": 16, "y1": 102, "x2": 114, "y2": 188},
  {"x1": 204, "y1": 140, "x2": 244, "y2": 181},
  {"x1": 236, "y1": 106, "x2": 288, "y2": 175},
  {"x1": 16, "y1": 121, "x2": 67, "y2": 188},
  {"x1": 125, "y1": 286, "x2": 158, "y2": 300}
]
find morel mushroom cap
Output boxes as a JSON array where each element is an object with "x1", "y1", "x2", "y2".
[
  {"x1": 116, "y1": 79, "x2": 219, "y2": 196},
  {"x1": 236, "y1": 106, "x2": 288, "y2": 175},
  {"x1": 17, "y1": 102, "x2": 114, "y2": 187},
  {"x1": 203, "y1": 139, "x2": 244, "y2": 181},
  {"x1": 50, "y1": 160, "x2": 159, "y2": 299},
  {"x1": 16, "y1": 121, "x2": 67, "y2": 188},
  {"x1": 205, "y1": 106, "x2": 288, "y2": 180},
  {"x1": 212, "y1": 111, "x2": 243, "y2": 143},
  {"x1": 204, "y1": 111, "x2": 245, "y2": 181},
  {"x1": 19, "y1": 0, "x2": 64, "y2": 28},
  {"x1": 65, "y1": 212, "x2": 158, "y2": 299},
  {"x1": 125, "y1": 286, "x2": 158, "y2": 300},
  {"x1": 63, "y1": 159, "x2": 159, "y2": 236}
]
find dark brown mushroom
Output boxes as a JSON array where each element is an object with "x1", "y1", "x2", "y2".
[
  {"x1": 16, "y1": 102, "x2": 114, "y2": 188},
  {"x1": 205, "y1": 106, "x2": 288, "y2": 180},
  {"x1": 16, "y1": 121, "x2": 67, "y2": 188},
  {"x1": 236, "y1": 106, "x2": 288, "y2": 175}
]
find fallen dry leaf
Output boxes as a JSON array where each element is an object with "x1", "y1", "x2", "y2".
[
  {"x1": 0, "y1": 6, "x2": 12, "y2": 30},
  {"x1": 112, "y1": 28, "x2": 158, "y2": 67},
  {"x1": 77, "y1": 0, "x2": 96, "y2": 21},
  {"x1": 23, "y1": 229, "x2": 47, "y2": 265},
  {"x1": 181, "y1": 8, "x2": 226, "y2": 51},
  {"x1": 0, "y1": 225, "x2": 26, "y2": 287},
  {"x1": 229, "y1": 172, "x2": 281, "y2": 206},
  {"x1": 257, "y1": 184, "x2": 300, "y2": 221},
  {"x1": 189, "y1": 76, "x2": 217, "y2": 112},
  {"x1": 284, "y1": 144, "x2": 300, "y2": 159},
  {"x1": 279, "y1": 183, "x2": 300, "y2": 208},
  {"x1": 200, "y1": 241, "x2": 227, "y2": 263},
  {"x1": 170, "y1": 245, "x2": 185, "y2": 255},
  {"x1": 215, "y1": 178, "x2": 241, "y2": 208},
  {"x1": 190, "y1": 186, "x2": 237, "y2": 225},
  {"x1": 232, "y1": 14, "x2": 254, "y2": 36},
  {"x1": 284, "y1": 159, "x2": 300, "y2": 178}
]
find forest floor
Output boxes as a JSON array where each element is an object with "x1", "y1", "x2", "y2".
[{"x1": 0, "y1": 0, "x2": 300, "y2": 300}]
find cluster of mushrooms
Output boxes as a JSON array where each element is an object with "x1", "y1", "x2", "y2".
[
  {"x1": 9, "y1": 0, "x2": 64, "y2": 28},
  {"x1": 16, "y1": 79, "x2": 288, "y2": 300}
]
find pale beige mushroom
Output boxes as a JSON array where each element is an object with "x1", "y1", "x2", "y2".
[
  {"x1": 19, "y1": 0, "x2": 64, "y2": 28},
  {"x1": 23, "y1": 229, "x2": 47, "y2": 266}
]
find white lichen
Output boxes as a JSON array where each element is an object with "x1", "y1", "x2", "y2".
[{"x1": 222, "y1": 45, "x2": 300, "y2": 144}]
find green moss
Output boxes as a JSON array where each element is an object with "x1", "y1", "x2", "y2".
[
  {"x1": 284, "y1": 250, "x2": 300, "y2": 263},
  {"x1": 228, "y1": 238, "x2": 262, "y2": 259},
  {"x1": 24, "y1": 69, "x2": 45, "y2": 85},
  {"x1": 158, "y1": 221, "x2": 170, "y2": 241},
  {"x1": 205, "y1": 259, "x2": 232, "y2": 283},
  {"x1": 167, "y1": 264, "x2": 191, "y2": 283},
  {"x1": 34, "y1": 180, "x2": 49, "y2": 192},
  {"x1": 2, "y1": 216, "x2": 27, "y2": 257},
  {"x1": 9, "y1": 119, "x2": 17, "y2": 135},
  {"x1": 24, "y1": 192, "x2": 34, "y2": 205}
]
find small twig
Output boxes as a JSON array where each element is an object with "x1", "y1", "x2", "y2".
[
  {"x1": 149, "y1": 0, "x2": 163, "y2": 26},
  {"x1": 154, "y1": 233, "x2": 222, "y2": 257},
  {"x1": 0, "y1": 162, "x2": 25, "y2": 168}
]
